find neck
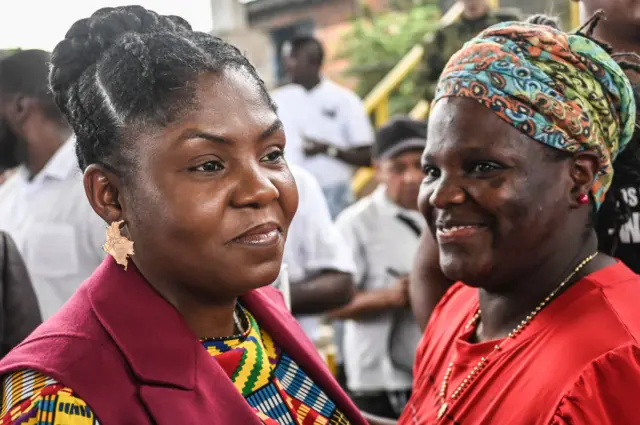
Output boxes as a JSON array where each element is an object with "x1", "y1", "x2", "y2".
[
  {"x1": 25, "y1": 119, "x2": 72, "y2": 177},
  {"x1": 178, "y1": 299, "x2": 238, "y2": 339},
  {"x1": 476, "y1": 232, "x2": 601, "y2": 342},
  {"x1": 298, "y1": 75, "x2": 321, "y2": 91},
  {"x1": 462, "y1": 4, "x2": 489, "y2": 20}
]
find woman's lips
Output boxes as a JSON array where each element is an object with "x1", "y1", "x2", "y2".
[
  {"x1": 231, "y1": 222, "x2": 282, "y2": 247},
  {"x1": 436, "y1": 224, "x2": 487, "y2": 243}
]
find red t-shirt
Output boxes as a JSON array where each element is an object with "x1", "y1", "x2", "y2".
[{"x1": 399, "y1": 262, "x2": 640, "y2": 425}]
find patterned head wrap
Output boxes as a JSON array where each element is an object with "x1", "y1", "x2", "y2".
[{"x1": 434, "y1": 22, "x2": 636, "y2": 209}]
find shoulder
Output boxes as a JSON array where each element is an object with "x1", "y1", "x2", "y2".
[
  {"x1": 290, "y1": 164, "x2": 321, "y2": 194},
  {"x1": 321, "y1": 80, "x2": 363, "y2": 105},
  {"x1": 0, "y1": 369, "x2": 97, "y2": 425},
  {"x1": 289, "y1": 165, "x2": 326, "y2": 220},
  {"x1": 551, "y1": 344, "x2": 640, "y2": 424},
  {"x1": 335, "y1": 194, "x2": 377, "y2": 229},
  {"x1": 0, "y1": 286, "x2": 116, "y2": 379},
  {"x1": 271, "y1": 84, "x2": 304, "y2": 103},
  {"x1": 583, "y1": 262, "x2": 640, "y2": 341}
]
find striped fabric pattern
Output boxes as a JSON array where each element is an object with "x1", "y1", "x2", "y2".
[{"x1": 0, "y1": 305, "x2": 350, "y2": 425}]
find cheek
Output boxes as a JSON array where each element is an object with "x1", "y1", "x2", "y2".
[
  {"x1": 276, "y1": 170, "x2": 299, "y2": 227},
  {"x1": 417, "y1": 181, "x2": 430, "y2": 216}
]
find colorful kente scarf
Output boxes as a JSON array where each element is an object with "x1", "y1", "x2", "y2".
[{"x1": 434, "y1": 22, "x2": 636, "y2": 209}]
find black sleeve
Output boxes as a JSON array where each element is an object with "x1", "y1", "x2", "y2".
[{"x1": 0, "y1": 232, "x2": 42, "y2": 357}]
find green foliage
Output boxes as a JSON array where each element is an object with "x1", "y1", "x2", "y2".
[{"x1": 338, "y1": 3, "x2": 440, "y2": 116}]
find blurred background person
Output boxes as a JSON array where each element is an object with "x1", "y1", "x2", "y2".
[
  {"x1": 0, "y1": 50, "x2": 105, "y2": 319},
  {"x1": 567, "y1": 2, "x2": 640, "y2": 274},
  {"x1": 272, "y1": 35, "x2": 374, "y2": 219},
  {"x1": 330, "y1": 117, "x2": 425, "y2": 419},
  {"x1": 0, "y1": 231, "x2": 41, "y2": 357},
  {"x1": 572, "y1": 0, "x2": 640, "y2": 84},
  {"x1": 417, "y1": 0, "x2": 521, "y2": 101},
  {"x1": 276, "y1": 164, "x2": 356, "y2": 344}
]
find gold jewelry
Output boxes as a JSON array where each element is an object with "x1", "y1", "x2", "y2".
[
  {"x1": 103, "y1": 220, "x2": 135, "y2": 270},
  {"x1": 437, "y1": 252, "x2": 599, "y2": 420}
]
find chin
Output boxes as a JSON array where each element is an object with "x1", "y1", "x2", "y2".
[
  {"x1": 237, "y1": 259, "x2": 284, "y2": 294},
  {"x1": 440, "y1": 253, "x2": 492, "y2": 288}
]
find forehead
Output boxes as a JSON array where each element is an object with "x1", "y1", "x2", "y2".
[
  {"x1": 192, "y1": 69, "x2": 275, "y2": 131},
  {"x1": 425, "y1": 98, "x2": 538, "y2": 160},
  {"x1": 131, "y1": 68, "x2": 278, "y2": 147}
]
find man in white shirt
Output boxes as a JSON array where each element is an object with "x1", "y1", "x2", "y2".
[
  {"x1": 271, "y1": 35, "x2": 375, "y2": 218},
  {"x1": 274, "y1": 164, "x2": 356, "y2": 341},
  {"x1": 0, "y1": 50, "x2": 105, "y2": 319},
  {"x1": 330, "y1": 117, "x2": 426, "y2": 418}
]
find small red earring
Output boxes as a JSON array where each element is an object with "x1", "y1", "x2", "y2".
[{"x1": 578, "y1": 193, "x2": 589, "y2": 205}]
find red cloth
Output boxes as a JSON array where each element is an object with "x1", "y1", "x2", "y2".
[
  {"x1": 399, "y1": 262, "x2": 640, "y2": 424},
  {"x1": 0, "y1": 257, "x2": 366, "y2": 425}
]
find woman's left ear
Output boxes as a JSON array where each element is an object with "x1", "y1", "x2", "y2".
[{"x1": 569, "y1": 151, "x2": 601, "y2": 208}]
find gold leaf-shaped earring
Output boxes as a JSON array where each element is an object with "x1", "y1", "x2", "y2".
[{"x1": 103, "y1": 220, "x2": 135, "y2": 270}]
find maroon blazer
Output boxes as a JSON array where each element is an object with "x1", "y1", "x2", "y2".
[{"x1": 0, "y1": 258, "x2": 367, "y2": 425}]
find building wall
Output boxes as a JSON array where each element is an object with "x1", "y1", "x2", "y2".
[{"x1": 247, "y1": 0, "x2": 393, "y2": 88}]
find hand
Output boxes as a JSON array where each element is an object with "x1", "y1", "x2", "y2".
[
  {"x1": 387, "y1": 277, "x2": 410, "y2": 309},
  {"x1": 303, "y1": 137, "x2": 329, "y2": 157}
]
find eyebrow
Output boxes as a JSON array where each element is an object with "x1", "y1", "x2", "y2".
[
  {"x1": 423, "y1": 146, "x2": 496, "y2": 162},
  {"x1": 179, "y1": 119, "x2": 284, "y2": 145}
]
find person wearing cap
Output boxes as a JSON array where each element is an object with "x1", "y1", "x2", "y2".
[{"x1": 328, "y1": 116, "x2": 425, "y2": 419}]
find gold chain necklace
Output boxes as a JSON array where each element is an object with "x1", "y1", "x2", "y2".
[{"x1": 437, "y1": 252, "x2": 599, "y2": 421}]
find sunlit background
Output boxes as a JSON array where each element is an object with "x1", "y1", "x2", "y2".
[{"x1": 0, "y1": 0, "x2": 213, "y2": 51}]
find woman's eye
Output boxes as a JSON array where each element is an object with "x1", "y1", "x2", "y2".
[
  {"x1": 261, "y1": 149, "x2": 284, "y2": 163},
  {"x1": 422, "y1": 166, "x2": 441, "y2": 180},
  {"x1": 470, "y1": 162, "x2": 501, "y2": 174},
  {"x1": 193, "y1": 161, "x2": 224, "y2": 172}
]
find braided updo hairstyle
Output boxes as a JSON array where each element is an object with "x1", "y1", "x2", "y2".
[{"x1": 49, "y1": 5, "x2": 274, "y2": 175}]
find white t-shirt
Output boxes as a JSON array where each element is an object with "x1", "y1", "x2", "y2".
[
  {"x1": 275, "y1": 164, "x2": 356, "y2": 341},
  {"x1": 0, "y1": 139, "x2": 105, "y2": 319},
  {"x1": 336, "y1": 186, "x2": 424, "y2": 392},
  {"x1": 271, "y1": 79, "x2": 375, "y2": 188}
]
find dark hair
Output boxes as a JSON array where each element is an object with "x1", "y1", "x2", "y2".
[
  {"x1": 525, "y1": 14, "x2": 561, "y2": 29},
  {"x1": 49, "y1": 5, "x2": 274, "y2": 174},
  {"x1": 0, "y1": 50, "x2": 64, "y2": 122},
  {"x1": 289, "y1": 35, "x2": 324, "y2": 67}
]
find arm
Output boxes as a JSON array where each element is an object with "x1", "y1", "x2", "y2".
[
  {"x1": 409, "y1": 230, "x2": 454, "y2": 330},
  {"x1": 328, "y1": 207, "x2": 410, "y2": 321},
  {"x1": 290, "y1": 271, "x2": 355, "y2": 315},
  {"x1": 328, "y1": 276, "x2": 408, "y2": 321},
  {"x1": 1, "y1": 233, "x2": 41, "y2": 356},
  {"x1": 287, "y1": 166, "x2": 357, "y2": 315},
  {"x1": 303, "y1": 139, "x2": 372, "y2": 167}
]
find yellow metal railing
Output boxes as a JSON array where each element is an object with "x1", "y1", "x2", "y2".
[
  {"x1": 362, "y1": 1, "x2": 465, "y2": 126},
  {"x1": 352, "y1": 2, "x2": 465, "y2": 197},
  {"x1": 570, "y1": 1, "x2": 580, "y2": 29}
]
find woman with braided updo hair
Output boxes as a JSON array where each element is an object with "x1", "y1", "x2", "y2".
[{"x1": 0, "y1": 6, "x2": 366, "y2": 425}]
